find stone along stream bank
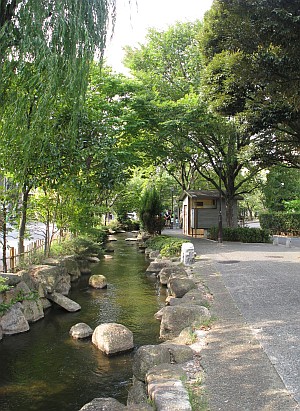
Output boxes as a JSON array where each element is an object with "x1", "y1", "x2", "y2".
[
  {"x1": 0, "y1": 233, "x2": 166, "y2": 410},
  {"x1": 0, "y1": 233, "x2": 212, "y2": 411}
]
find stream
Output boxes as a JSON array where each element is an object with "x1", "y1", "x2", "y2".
[{"x1": 0, "y1": 233, "x2": 165, "y2": 410}]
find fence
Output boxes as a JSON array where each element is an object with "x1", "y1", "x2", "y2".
[
  {"x1": 1, "y1": 231, "x2": 61, "y2": 273},
  {"x1": 7, "y1": 239, "x2": 46, "y2": 272}
]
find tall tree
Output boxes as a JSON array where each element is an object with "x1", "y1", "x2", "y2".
[
  {"x1": 201, "y1": 0, "x2": 300, "y2": 167},
  {"x1": 125, "y1": 23, "x2": 264, "y2": 226}
]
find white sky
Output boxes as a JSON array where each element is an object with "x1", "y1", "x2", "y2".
[{"x1": 104, "y1": 0, "x2": 213, "y2": 73}]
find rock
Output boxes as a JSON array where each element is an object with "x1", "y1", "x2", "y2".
[
  {"x1": 18, "y1": 270, "x2": 40, "y2": 293},
  {"x1": 146, "y1": 260, "x2": 174, "y2": 274},
  {"x1": 61, "y1": 256, "x2": 81, "y2": 281},
  {"x1": 47, "y1": 292, "x2": 81, "y2": 312},
  {"x1": 127, "y1": 377, "x2": 148, "y2": 405},
  {"x1": 167, "y1": 278, "x2": 196, "y2": 298},
  {"x1": 0, "y1": 273, "x2": 22, "y2": 286},
  {"x1": 158, "y1": 266, "x2": 187, "y2": 285},
  {"x1": 79, "y1": 398, "x2": 126, "y2": 410},
  {"x1": 92, "y1": 323, "x2": 134, "y2": 355},
  {"x1": 169, "y1": 289, "x2": 209, "y2": 307},
  {"x1": 76, "y1": 258, "x2": 92, "y2": 275},
  {"x1": 148, "y1": 250, "x2": 160, "y2": 260},
  {"x1": 129, "y1": 405, "x2": 153, "y2": 411},
  {"x1": 3, "y1": 281, "x2": 44, "y2": 323},
  {"x1": 89, "y1": 275, "x2": 107, "y2": 289},
  {"x1": 28, "y1": 264, "x2": 71, "y2": 295},
  {"x1": 146, "y1": 364, "x2": 191, "y2": 411},
  {"x1": 168, "y1": 326, "x2": 197, "y2": 346},
  {"x1": 18, "y1": 281, "x2": 44, "y2": 322},
  {"x1": 125, "y1": 237, "x2": 138, "y2": 242},
  {"x1": 137, "y1": 232, "x2": 151, "y2": 241},
  {"x1": 86, "y1": 256, "x2": 101, "y2": 263},
  {"x1": 42, "y1": 257, "x2": 60, "y2": 266},
  {"x1": 103, "y1": 254, "x2": 113, "y2": 259},
  {"x1": 40, "y1": 297, "x2": 52, "y2": 310},
  {"x1": 0, "y1": 303, "x2": 30, "y2": 335},
  {"x1": 69, "y1": 323, "x2": 93, "y2": 339},
  {"x1": 182, "y1": 288, "x2": 209, "y2": 305},
  {"x1": 108, "y1": 235, "x2": 118, "y2": 242},
  {"x1": 154, "y1": 307, "x2": 165, "y2": 321},
  {"x1": 132, "y1": 344, "x2": 193, "y2": 382},
  {"x1": 160, "y1": 305, "x2": 211, "y2": 340}
]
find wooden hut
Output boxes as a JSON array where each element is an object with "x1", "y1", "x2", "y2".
[{"x1": 179, "y1": 190, "x2": 242, "y2": 237}]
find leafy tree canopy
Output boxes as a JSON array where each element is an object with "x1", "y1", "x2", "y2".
[{"x1": 201, "y1": 0, "x2": 300, "y2": 166}]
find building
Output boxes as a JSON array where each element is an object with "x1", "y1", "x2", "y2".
[{"x1": 179, "y1": 190, "x2": 242, "y2": 237}]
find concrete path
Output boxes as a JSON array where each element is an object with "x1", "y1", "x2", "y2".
[{"x1": 166, "y1": 229, "x2": 300, "y2": 410}]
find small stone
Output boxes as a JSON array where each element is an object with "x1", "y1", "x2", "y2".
[
  {"x1": 89, "y1": 275, "x2": 107, "y2": 289},
  {"x1": 69, "y1": 323, "x2": 93, "y2": 339}
]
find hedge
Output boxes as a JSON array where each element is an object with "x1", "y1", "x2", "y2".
[
  {"x1": 259, "y1": 212, "x2": 300, "y2": 236},
  {"x1": 146, "y1": 235, "x2": 189, "y2": 257},
  {"x1": 208, "y1": 226, "x2": 271, "y2": 243}
]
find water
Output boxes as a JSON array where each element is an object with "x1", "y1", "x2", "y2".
[{"x1": 0, "y1": 234, "x2": 165, "y2": 411}]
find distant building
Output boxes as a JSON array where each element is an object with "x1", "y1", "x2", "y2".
[{"x1": 179, "y1": 190, "x2": 242, "y2": 237}]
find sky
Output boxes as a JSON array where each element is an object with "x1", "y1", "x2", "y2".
[{"x1": 104, "y1": 0, "x2": 213, "y2": 73}]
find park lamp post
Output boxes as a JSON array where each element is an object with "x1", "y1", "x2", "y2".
[{"x1": 217, "y1": 160, "x2": 223, "y2": 244}]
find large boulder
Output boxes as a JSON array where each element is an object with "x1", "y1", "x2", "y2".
[
  {"x1": 80, "y1": 398, "x2": 126, "y2": 410},
  {"x1": 159, "y1": 305, "x2": 211, "y2": 340},
  {"x1": 92, "y1": 323, "x2": 134, "y2": 355},
  {"x1": 47, "y1": 292, "x2": 81, "y2": 312},
  {"x1": 61, "y1": 256, "x2": 81, "y2": 281},
  {"x1": 69, "y1": 323, "x2": 93, "y2": 339},
  {"x1": 132, "y1": 344, "x2": 193, "y2": 382},
  {"x1": 167, "y1": 278, "x2": 196, "y2": 298},
  {"x1": 158, "y1": 266, "x2": 187, "y2": 285},
  {"x1": 146, "y1": 364, "x2": 192, "y2": 411},
  {"x1": 146, "y1": 260, "x2": 174, "y2": 274},
  {"x1": 76, "y1": 258, "x2": 92, "y2": 275},
  {"x1": 0, "y1": 273, "x2": 22, "y2": 286},
  {"x1": 9, "y1": 281, "x2": 44, "y2": 323},
  {"x1": 169, "y1": 289, "x2": 209, "y2": 307},
  {"x1": 0, "y1": 303, "x2": 30, "y2": 335},
  {"x1": 89, "y1": 275, "x2": 107, "y2": 289},
  {"x1": 28, "y1": 264, "x2": 71, "y2": 295},
  {"x1": 127, "y1": 377, "x2": 148, "y2": 406}
]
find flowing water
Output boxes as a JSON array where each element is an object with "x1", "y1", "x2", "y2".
[{"x1": 0, "y1": 234, "x2": 165, "y2": 411}]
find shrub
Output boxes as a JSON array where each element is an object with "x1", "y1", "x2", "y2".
[
  {"x1": 146, "y1": 235, "x2": 189, "y2": 257},
  {"x1": 50, "y1": 236, "x2": 103, "y2": 257},
  {"x1": 259, "y1": 212, "x2": 300, "y2": 236},
  {"x1": 208, "y1": 226, "x2": 271, "y2": 243},
  {"x1": 139, "y1": 187, "x2": 164, "y2": 234}
]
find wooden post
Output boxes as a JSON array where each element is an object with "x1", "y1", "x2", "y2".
[{"x1": 10, "y1": 247, "x2": 15, "y2": 272}]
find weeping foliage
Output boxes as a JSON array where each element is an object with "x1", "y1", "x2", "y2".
[{"x1": 0, "y1": 0, "x2": 116, "y2": 138}]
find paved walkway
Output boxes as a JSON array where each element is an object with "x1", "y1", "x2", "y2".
[{"x1": 165, "y1": 229, "x2": 300, "y2": 410}]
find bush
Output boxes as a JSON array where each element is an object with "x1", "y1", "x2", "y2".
[
  {"x1": 121, "y1": 218, "x2": 140, "y2": 232},
  {"x1": 139, "y1": 187, "x2": 164, "y2": 234},
  {"x1": 259, "y1": 212, "x2": 300, "y2": 236},
  {"x1": 50, "y1": 236, "x2": 103, "y2": 257},
  {"x1": 208, "y1": 226, "x2": 271, "y2": 243},
  {"x1": 146, "y1": 235, "x2": 189, "y2": 257}
]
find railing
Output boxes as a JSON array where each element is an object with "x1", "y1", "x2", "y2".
[
  {"x1": 7, "y1": 238, "x2": 46, "y2": 272},
  {"x1": 1, "y1": 230, "x2": 61, "y2": 273}
]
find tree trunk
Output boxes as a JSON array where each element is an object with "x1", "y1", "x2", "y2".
[
  {"x1": 225, "y1": 196, "x2": 235, "y2": 227},
  {"x1": 18, "y1": 184, "x2": 31, "y2": 259},
  {"x1": 224, "y1": 173, "x2": 236, "y2": 227},
  {"x1": 2, "y1": 202, "x2": 7, "y2": 272}
]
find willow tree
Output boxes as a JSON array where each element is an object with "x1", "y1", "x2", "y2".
[{"x1": 0, "y1": 0, "x2": 117, "y2": 256}]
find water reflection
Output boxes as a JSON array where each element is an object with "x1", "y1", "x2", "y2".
[{"x1": 0, "y1": 234, "x2": 165, "y2": 410}]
